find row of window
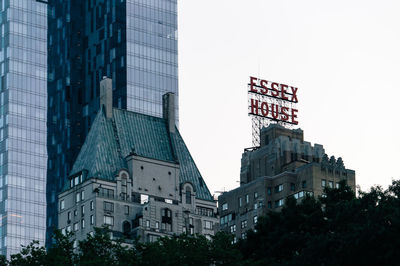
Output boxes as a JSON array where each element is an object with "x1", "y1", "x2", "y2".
[
  {"x1": 221, "y1": 191, "x2": 261, "y2": 212},
  {"x1": 321, "y1": 179, "x2": 340, "y2": 189},
  {"x1": 195, "y1": 206, "x2": 214, "y2": 217},
  {"x1": 229, "y1": 215, "x2": 258, "y2": 234},
  {"x1": 59, "y1": 190, "x2": 86, "y2": 211},
  {"x1": 62, "y1": 214, "x2": 95, "y2": 234},
  {"x1": 220, "y1": 213, "x2": 234, "y2": 225}
]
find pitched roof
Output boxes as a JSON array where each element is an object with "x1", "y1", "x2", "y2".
[{"x1": 69, "y1": 107, "x2": 213, "y2": 201}]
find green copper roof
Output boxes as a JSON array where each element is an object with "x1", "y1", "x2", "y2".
[
  {"x1": 70, "y1": 108, "x2": 127, "y2": 181},
  {"x1": 69, "y1": 107, "x2": 213, "y2": 201}
]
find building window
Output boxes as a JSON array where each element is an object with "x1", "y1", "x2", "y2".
[
  {"x1": 81, "y1": 205, "x2": 85, "y2": 216},
  {"x1": 267, "y1": 187, "x2": 272, "y2": 195},
  {"x1": 104, "y1": 215, "x2": 114, "y2": 226},
  {"x1": 254, "y1": 203, "x2": 258, "y2": 210},
  {"x1": 124, "y1": 205, "x2": 129, "y2": 215},
  {"x1": 90, "y1": 201, "x2": 94, "y2": 211},
  {"x1": 146, "y1": 220, "x2": 150, "y2": 228},
  {"x1": 204, "y1": 221, "x2": 213, "y2": 230},
  {"x1": 329, "y1": 181, "x2": 334, "y2": 188},
  {"x1": 239, "y1": 197, "x2": 243, "y2": 207},
  {"x1": 74, "y1": 210, "x2": 78, "y2": 216},
  {"x1": 335, "y1": 183, "x2": 340, "y2": 189},
  {"x1": 302, "y1": 180, "x2": 307, "y2": 188},
  {"x1": 161, "y1": 208, "x2": 172, "y2": 231},
  {"x1": 275, "y1": 199, "x2": 284, "y2": 208},
  {"x1": 241, "y1": 220, "x2": 247, "y2": 229},
  {"x1": 321, "y1": 179, "x2": 326, "y2": 187},
  {"x1": 81, "y1": 219, "x2": 85, "y2": 229},
  {"x1": 148, "y1": 235, "x2": 160, "y2": 242},
  {"x1": 241, "y1": 232, "x2": 247, "y2": 239},
  {"x1": 99, "y1": 188, "x2": 114, "y2": 199},
  {"x1": 155, "y1": 221, "x2": 159, "y2": 229},
  {"x1": 254, "y1": 192, "x2": 258, "y2": 199},
  {"x1": 245, "y1": 194, "x2": 249, "y2": 204},
  {"x1": 60, "y1": 200, "x2": 65, "y2": 210},
  {"x1": 290, "y1": 183, "x2": 295, "y2": 191},
  {"x1": 185, "y1": 187, "x2": 192, "y2": 204},
  {"x1": 74, "y1": 222, "x2": 79, "y2": 231},
  {"x1": 123, "y1": 221, "x2": 131, "y2": 234},
  {"x1": 230, "y1": 224, "x2": 236, "y2": 233},
  {"x1": 275, "y1": 184, "x2": 283, "y2": 193},
  {"x1": 220, "y1": 213, "x2": 234, "y2": 225},
  {"x1": 66, "y1": 225, "x2": 71, "y2": 232},
  {"x1": 67, "y1": 211, "x2": 71, "y2": 221},
  {"x1": 222, "y1": 203, "x2": 228, "y2": 211},
  {"x1": 81, "y1": 191, "x2": 85, "y2": 201},
  {"x1": 90, "y1": 215, "x2": 94, "y2": 225},
  {"x1": 253, "y1": 216, "x2": 258, "y2": 224},
  {"x1": 268, "y1": 201, "x2": 272, "y2": 209},
  {"x1": 196, "y1": 206, "x2": 214, "y2": 217},
  {"x1": 189, "y1": 218, "x2": 194, "y2": 234},
  {"x1": 104, "y1": 201, "x2": 114, "y2": 212},
  {"x1": 76, "y1": 193, "x2": 80, "y2": 203}
]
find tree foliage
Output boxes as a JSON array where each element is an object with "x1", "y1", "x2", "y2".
[
  {"x1": 3, "y1": 180, "x2": 400, "y2": 265},
  {"x1": 239, "y1": 180, "x2": 400, "y2": 265}
]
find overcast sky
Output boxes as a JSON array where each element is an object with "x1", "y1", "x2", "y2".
[{"x1": 177, "y1": 0, "x2": 400, "y2": 196}]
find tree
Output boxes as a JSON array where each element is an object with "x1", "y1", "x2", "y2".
[
  {"x1": 239, "y1": 180, "x2": 400, "y2": 266},
  {"x1": 46, "y1": 229, "x2": 76, "y2": 266},
  {"x1": 77, "y1": 227, "x2": 138, "y2": 266},
  {"x1": 8, "y1": 241, "x2": 47, "y2": 266}
]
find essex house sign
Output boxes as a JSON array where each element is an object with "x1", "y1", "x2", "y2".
[{"x1": 248, "y1": 76, "x2": 299, "y2": 146}]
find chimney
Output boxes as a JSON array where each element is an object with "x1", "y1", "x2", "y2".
[
  {"x1": 100, "y1": 76, "x2": 113, "y2": 119},
  {"x1": 162, "y1": 92, "x2": 175, "y2": 133}
]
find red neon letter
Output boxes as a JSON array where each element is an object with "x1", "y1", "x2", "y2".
[
  {"x1": 250, "y1": 77, "x2": 258, "y2": 93},
  {"x1": 261, "y1": 101, "x2": 269, "y2": 117},
  {"x1": 281, "y1": 107, "x2": 289, "y2": 121},
  {"x1": 250, "y1": 99, "x2": 259, "y2": 115},
  {"x1": 271, "y1": 83, "x2": 280, "y2": 97},
  {"x1": 291, "y1": 87, "x2": 298, "y2": 102},
  {"x1": 260, "y1": 80, "x2": 269, "y2": 95},
  {"x1": 280, "y1": 84, "x2": 289, "y2": 100},
  {"x1": 291, "y1": 108, "x2": 298, "y2": 124},
  {"x1": 271, "y1": 104, "x2": 279, "y2": 119}
]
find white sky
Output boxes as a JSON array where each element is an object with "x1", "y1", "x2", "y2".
[{"x1": 178, "y1": 0, "x2": 400, "y2": 196}]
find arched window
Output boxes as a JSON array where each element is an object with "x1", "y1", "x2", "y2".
[
  {"x1": 122, "y1": 221, "x2": 131, "y2": 235},
  {"x1": 161, "y1": 208, "x2": 172, "y2": 231},
  {"x1": 185, "y1": 187, "x2": 192, "y2": 204}
]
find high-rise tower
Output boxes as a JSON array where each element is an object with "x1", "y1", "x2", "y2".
[
  {"x1": 47, "y1": 0, "x2": 178, "y2": 244},
  {"x1": 0, "y1": 0, "x2": 48, "y2": 257}
]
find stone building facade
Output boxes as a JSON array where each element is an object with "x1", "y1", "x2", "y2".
[
  {"x1": 58, "y1": 79, "x2": 217, "y2": 244},
  {"x1": 218, "y1": 124, "x2": 355, "y2": 242}
]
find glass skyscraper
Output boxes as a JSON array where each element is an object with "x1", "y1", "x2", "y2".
[
  {"x1": 47, "y1": 0, "x2": 178, "y2": 244},
  {"x1": 0, "y1": 0, "x2": 48, "y2": 257}
]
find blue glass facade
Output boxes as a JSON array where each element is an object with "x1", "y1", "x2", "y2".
[
  {"x1": 0, "y1": 0, "x2": 47, "y2": 257},
  {"x1": 126, "y1": 0, "x2": 178, "y2": 118},
  {"x1": 47, "y1": 0, "x2": 178, "y2": 245}
]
